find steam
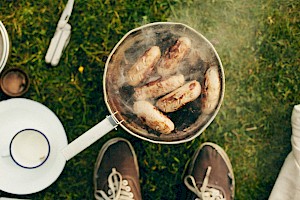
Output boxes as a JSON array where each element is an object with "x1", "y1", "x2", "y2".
[
  {"x1": 107, "y1": 23, "x2": 217, "y2": 104},
  {"x1": 118, "y1": 24, "x2": 216, "y2": 82},
  {"x1": 167, "y1": 0, "x2": 261, "y2": 120},
  {"x1": 167, "y1": 0, "x2": 259, "y2": 67}
]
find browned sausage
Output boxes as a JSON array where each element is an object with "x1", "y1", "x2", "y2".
[
  {"x1": 133, "y1": 74, "x2": 185, "y2": 100},
  {"x1": 156, "y1": 80, "x2": 201, "y2": 113},
  {"x1": 157, "y1": 37, "x2": 191, "y2": 77},
  {"x1": 133, "y1": 101, "x2": 174, "y2": 134},
  {"x1": 126, "y1": 46, "x2": 161, "y2": 86},
  {"x1": 201, "y1": 66, "x2": 221, "y2": 114}
]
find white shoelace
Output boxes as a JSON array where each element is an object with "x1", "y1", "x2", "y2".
[
  {"x1": 95, "y1": 168, "x2": 134, "y2": 200},
  {"x1": 184, "y1": 166, "x2": 226, "y2": 200}
]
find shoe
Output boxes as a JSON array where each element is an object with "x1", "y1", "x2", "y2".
[
  {"x1": 181, "y1": 142, "x2": 235, "y2": 200},
  {"x1": 93, "y1": 137, "x2": 142, "y2": 200}
]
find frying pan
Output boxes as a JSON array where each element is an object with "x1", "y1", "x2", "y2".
[{"x1": 62, "y1": 22, "x2": 225, "y2": 160}]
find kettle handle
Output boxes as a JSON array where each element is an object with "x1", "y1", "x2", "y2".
[{"x1": 61, "y1": 115, "x2": 118, "y2": 161}]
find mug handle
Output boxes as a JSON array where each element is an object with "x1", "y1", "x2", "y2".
[{"x1": 61, "y1": 115, "x2": 118, "y2": 161}]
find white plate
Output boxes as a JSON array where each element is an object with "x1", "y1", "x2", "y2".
[{"x1": 0, "y1": 98, "x2": 68, "y2": 195}]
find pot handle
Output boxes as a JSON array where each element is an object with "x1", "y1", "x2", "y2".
[{"x1": 61, "y1": 115, "x2": 119, "y2": 161}]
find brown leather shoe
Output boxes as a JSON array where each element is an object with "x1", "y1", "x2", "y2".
[
  {"x1": 181, "y1": 142, "x2": 235, "y2": 200},
  {"x1": 93, "y1": 138, "x2": 142, "y2": 200}
]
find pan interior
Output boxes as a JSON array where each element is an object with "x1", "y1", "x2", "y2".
[{"x1": 104, "y1": 23, "x2": 224, "y2": 143}]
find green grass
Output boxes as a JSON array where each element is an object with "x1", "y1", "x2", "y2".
[{"x1": 0, "y1": 0, "x2": 299, "y2": 199}]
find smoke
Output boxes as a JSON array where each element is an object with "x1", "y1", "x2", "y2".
[
  {"x1": 106, "y1": 0, "x2": 265, "y2": 139},
  {"x1": 167, "y1": 0, "x2": 260, "y2": 67},
  {"x1": 167, "y1": 0, "x2": 262, "y2": 120},
  {"x1": 107, "y1": 0, "x2": 265, "y2": 140},
  {"x1": 107, "y1": 22, "x2": 220, "y2": 91}
]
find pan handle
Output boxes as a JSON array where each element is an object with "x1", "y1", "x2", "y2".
[{"x1": 61, "y1": 115, "x2": 118, "y2": 161}]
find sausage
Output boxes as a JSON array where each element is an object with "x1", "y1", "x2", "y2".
[
  {"x1": 201, "y1": 66, "x2": 221, "y2": 114},
  {"x1": 133, "y1": 101, "x2": 174, "y2": 134},
  {"x1": 156, "y1": 80, "x2": 201, "y2": 113},
  {"x1": 133, "y1": 74, "x2": 185, "y2": 100},
  {"x1": 126, "y1": 46, "x2": 161, "y2": 86},
  {"x1": 157, "y1": 37, "x2": 191, "y2": 77}
]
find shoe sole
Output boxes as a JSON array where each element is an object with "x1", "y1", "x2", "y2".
[
  {"x1": 93, "y1": 137, "x2": 139, "y2": 192},
  {"x1": 188, "y1": 142, "x2": 235, "y2": 198}
]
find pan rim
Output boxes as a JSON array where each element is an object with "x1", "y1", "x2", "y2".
[{"x1": 103, "y1": 22, "x2": 225, "y2": 144}]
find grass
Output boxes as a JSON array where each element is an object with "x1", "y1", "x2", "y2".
[{"x1": 0, "y1": 0, "x2": 299, "y2": 199}]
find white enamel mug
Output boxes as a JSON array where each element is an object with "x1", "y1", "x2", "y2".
[{"x1": 9, "y1": 129, "x2": 50, "y2": 169}]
